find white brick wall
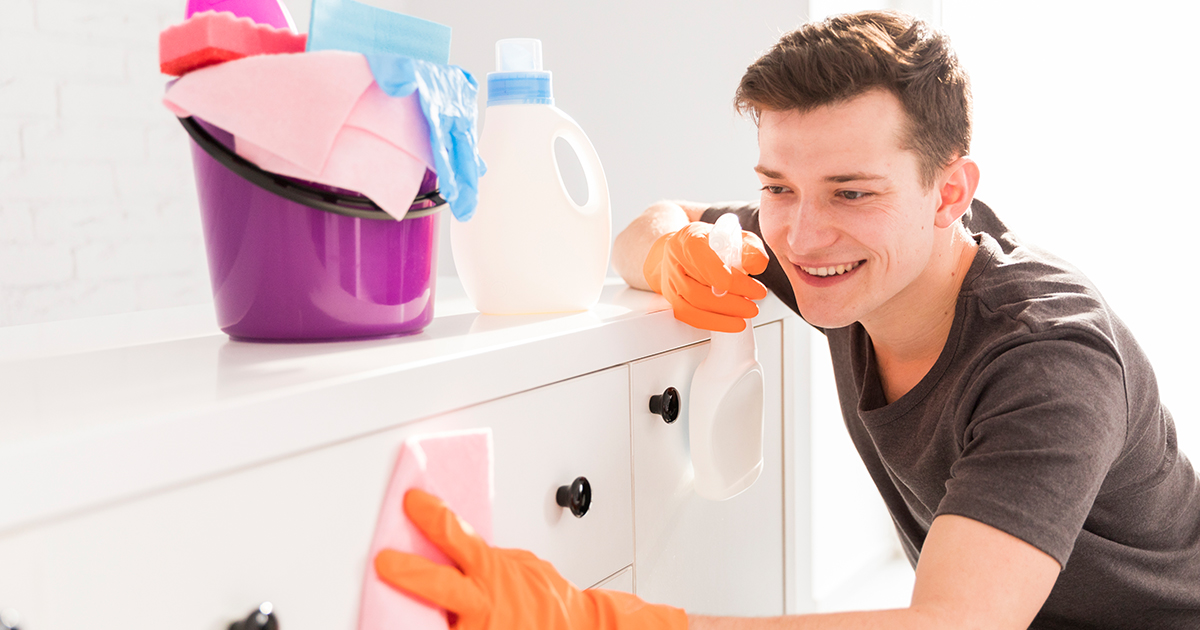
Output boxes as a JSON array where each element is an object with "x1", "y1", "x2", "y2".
[
  {"x1": 0, "y1": 0, "x2": 38, "y2": 34},
  {"x1": 0, "y1": 0, "x2": 209, "y2": 325}
]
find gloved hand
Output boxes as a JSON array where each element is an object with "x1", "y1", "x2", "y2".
[
  {"x1": 375, "y1": 489, "x2": 688, "y2": 630},
  {"x1": 643, "y1": 221, "x2": 770, "y2": 333}
]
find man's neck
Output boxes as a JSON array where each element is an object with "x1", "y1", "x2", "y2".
[{"x1": 862, "y1": 226, "x2": 979, "y2": 404}]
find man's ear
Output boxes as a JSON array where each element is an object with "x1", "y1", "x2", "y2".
[{"x1": 933, "y1": 156, "x2": 980, "y2": 229}]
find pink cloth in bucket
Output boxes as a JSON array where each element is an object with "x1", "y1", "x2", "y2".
[
  {"x1": 359, "y1": 429, "x2": 494, "y2": 630},
  {"x1": 163, "y1": 50, "x2": 435, "y2": 220}
]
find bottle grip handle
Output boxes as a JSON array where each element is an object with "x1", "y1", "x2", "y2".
[{"x1": 552, "y1": 119, "x2": 608, "y2": 216}]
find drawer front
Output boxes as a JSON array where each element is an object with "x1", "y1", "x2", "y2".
[
  {"x1": 456, "y1": 365, "x2": 634, "y2": 583},
  {"x1": 0, "y1": 366, "x2": 633, "y2": 630},
  {"x1": 630, "y1": 322, "x2": 785, "y2": 616}
]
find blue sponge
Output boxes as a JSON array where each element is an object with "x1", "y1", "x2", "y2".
[{"x1": 306, "y1": 0, "x2": 451, "y2": 64}]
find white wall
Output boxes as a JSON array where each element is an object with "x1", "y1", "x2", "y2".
[
  {"x1": 0, "y1": 0, "x2": 210, "y2": 326},
  {"x1": 941, "y1": 0, "x2": 1200, "y2": 458},
  {"x1": 0, "y1": 0, "x2": 809, "y2": 325}
]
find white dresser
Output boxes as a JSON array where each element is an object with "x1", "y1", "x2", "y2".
[{"x1": 0, "y1": 279, "x2": 821, "y2": 629}]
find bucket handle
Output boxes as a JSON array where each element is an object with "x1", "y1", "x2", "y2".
[{"x1": 178, "y1": 116, "x2": 445, "y2": 221}]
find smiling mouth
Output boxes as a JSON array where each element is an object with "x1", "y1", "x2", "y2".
[{"x1": 798, "y1": 261, "x2": 863, "y2": 277}]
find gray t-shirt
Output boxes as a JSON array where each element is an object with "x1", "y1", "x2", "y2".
[{"x1": 703, "y1": 199, "x2": 1200, "y2": 628}]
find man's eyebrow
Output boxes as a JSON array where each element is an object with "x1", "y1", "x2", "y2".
[
  {"x1": 825, "y1": 172, "x2": 887, "y2": 183},
  {"x1": 754, "y1": 167, "x2": 888, "y2": 183},
  {"x1": 754, "y1": 165, "x2": 786, "y2": 179}
]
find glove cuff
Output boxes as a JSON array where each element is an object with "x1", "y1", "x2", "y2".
[
  {"x1": 642, "y1": 231, "x2": 674, "y2": 295},
  {"x1": 585, "y1": 588, "x2": 689, "y2": 630}
]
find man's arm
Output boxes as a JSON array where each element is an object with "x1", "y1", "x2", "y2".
[
  {"x1": 612, "y1": 200, "x2": 709, "y2": 291},
  {"x1": 689, "y1": 514, "x2": 1060, "y2": 630},
  {"x1": 374, "y1": 491, "x2": 1059, "y2": 630}
]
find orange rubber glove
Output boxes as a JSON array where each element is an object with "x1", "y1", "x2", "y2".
[
  {"x1": 375, "y1": 489, "x2": 688, "y2": 630},
  {"x1": 643, "y1": 221, "x2": 770, "y2": 333}
]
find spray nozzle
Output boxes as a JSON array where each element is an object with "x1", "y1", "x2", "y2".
[{"x1": 709, "y1": 213, "x2": 743, "y2": 297}]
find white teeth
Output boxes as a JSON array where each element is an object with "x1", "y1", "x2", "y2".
[{"x1": 801, "y1": 261, "x2": 860, "y2": 277}]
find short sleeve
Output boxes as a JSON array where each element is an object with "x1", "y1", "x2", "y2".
[
  {"x1": 936, "y1": 336, "x2": 1128, "y2": 568},
  {"x1": 700, "y1": 201, "x2": 801, "y2": 319}
]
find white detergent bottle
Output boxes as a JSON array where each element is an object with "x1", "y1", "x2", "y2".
[
  {"x1": 689, "y1": 213, "x2": 765, "y2": 501},
  {"x1": 451, "y1": 38, "x2": 611, "y2": 314}
]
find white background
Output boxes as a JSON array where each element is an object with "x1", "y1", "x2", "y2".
[{"x1": 943, "y1": 1, "x2": 1200, "y2": 460}]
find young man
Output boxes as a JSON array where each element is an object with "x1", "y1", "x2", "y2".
[{"x1": 373, "y1": 11, "x2": 1200, "y2": 629}]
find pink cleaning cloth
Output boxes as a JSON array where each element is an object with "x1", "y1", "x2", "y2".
[
  {"x1": 163, "y1": 51, "x2": 435, "y2": 220},
  {"x1": 234, "y1": 82, "x2": 433, "y2": 218},
  {"x1": 359, "y1": 429, "x2": 494, "y2": 630},
  {"x1": 159, "y1": 11, "x2": 306, "y2": 76}
]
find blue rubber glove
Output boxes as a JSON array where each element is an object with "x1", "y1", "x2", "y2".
[{"x1": 365, "y1": 54, "x2": 487, "y2": 222}]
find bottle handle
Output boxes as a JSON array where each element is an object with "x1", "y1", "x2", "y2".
[{"x1": 551, "y1": 117, "x2": 609, "y2": 217}]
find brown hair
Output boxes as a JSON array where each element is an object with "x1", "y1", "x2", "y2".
[{"x1": 735, "y1": 10, "x2": 971, "y2": 187}]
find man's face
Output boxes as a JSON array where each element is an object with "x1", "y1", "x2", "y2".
[{"x1": 756, "y1": 89, "x2": 944, "y2": 329}]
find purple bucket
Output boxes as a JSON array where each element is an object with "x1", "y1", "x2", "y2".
[{"x1": 182, "y1": 116, "x2": 442, "y2": 341}]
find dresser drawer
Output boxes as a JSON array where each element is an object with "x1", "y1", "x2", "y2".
[
  {"x1": 0, "y1": 366, "x2": 633, "y2": 630},
  {"x1": 630, "y1": 322, "x2": 785, "y2": 616},
  {"x1": 451, "y1": 365, "x2": 634, "y2": 584}
]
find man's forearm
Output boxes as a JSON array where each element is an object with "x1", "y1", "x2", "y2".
[
  {"x1": 688, "y1": 607, "x2": 942, "y2": 630},
  {"x1": 686, "y1": 512, "x2": 1060, "y2": 630},
  {"x1": 613, "y1": 200, "x2": 712, "y2": 291}
]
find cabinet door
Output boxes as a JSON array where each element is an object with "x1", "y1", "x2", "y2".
[
  {"x1": 0, "y1": 367, "x2": 633, "y2": 630},
  {"x1": 630, "y1": 322, "x2": 785, "y2": 616}
]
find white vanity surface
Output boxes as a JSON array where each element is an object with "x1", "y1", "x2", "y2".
[{"x1": 0, "y1": 278, "x2": 794, "y2": 536}]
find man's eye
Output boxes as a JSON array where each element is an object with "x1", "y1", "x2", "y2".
[
  {"x1": 761, "y1": 185, "x2": 788, "y2": 195},
  {"x1": 838, "y1": 190, "x2": 870, "y2": 200}
]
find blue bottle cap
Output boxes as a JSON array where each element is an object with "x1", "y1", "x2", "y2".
[
  {"x1": 487, "y1": 38, "x2": 553, "y2": 106},
  {"x1": 487, "y1": 71, "x2": 553, "y2": 106}
]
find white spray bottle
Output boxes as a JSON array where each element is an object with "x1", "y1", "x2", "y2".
[{"x1": 689, "y1": 213, "x2": 765, "y2": 501}]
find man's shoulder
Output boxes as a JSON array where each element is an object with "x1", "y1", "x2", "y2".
[{"x1": 962, "y1": 200, "x2": 1116, "y2": 344}]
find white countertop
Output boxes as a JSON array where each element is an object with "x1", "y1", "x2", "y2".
[{"x1": 0, "y1": 278, "x2": 793, "y2": 535}]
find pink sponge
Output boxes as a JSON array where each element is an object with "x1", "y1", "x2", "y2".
[
  {"x1": 159, "y1": 10, "x2": 306, "y2": 77},
  {"x1": 359, "y1": 429, "x2": 493, "y2": 630}
]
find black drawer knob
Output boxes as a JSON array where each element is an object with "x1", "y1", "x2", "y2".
[
  {"x1": 229, "y1": 602, "x2": 278, "y2": 630},
  {"x1": 556, "y1": 476, "x2": 592, "y2": 518},
  {"x1": 649, "y1": 387, "x2": 680, "y2": 423}
]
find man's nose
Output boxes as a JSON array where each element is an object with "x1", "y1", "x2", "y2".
[{"x1": 787, "y1": 197, "x2": 837, "y2": 252}]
